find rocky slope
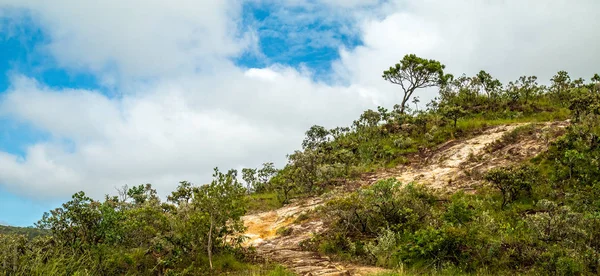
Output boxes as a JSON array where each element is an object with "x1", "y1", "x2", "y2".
[{"x1": 242, "y1": 121, "x2": 568, "y2": 275}]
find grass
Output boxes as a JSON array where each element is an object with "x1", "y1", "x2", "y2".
[
  {"x1": 265, "y1": 265, "x2": 295, "y2": 276},
  {"x1": 246, "y1": 192, "x2": 282, "y2": 213},
  {"x1": 0, "y1": 225, "x2": 48, "y2": 239},
  {"x1": 276, "y1": 226, "x2": 293, "y2": 237},
  {"x1": 484, "y1": 123, "x2": 537, "y2": 153},
  {"x1": 367, "y1": 269, "x2": 524, "y2": 276},
  {"x1": 294, "y1": 212, "x2": 310, "y2": 223},
  {"x1": 219, "y1": 264, "x2": 295, "y2": 276}
]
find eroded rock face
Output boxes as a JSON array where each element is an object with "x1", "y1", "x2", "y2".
[
  {"x1": 242, "y1": 198, "x2": 384, "y2": 275},
  {"x1": 241, "y1": 121, "x2": 568, "y2": 275},
  {"x1": 360, "y1": 121, "x2": 568, "y2": 192}
]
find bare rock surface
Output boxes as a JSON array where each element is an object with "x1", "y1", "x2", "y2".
[{"x1": 241, "y1": 121, "x2": 568, "y2": 275}]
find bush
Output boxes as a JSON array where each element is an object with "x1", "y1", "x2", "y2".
[
  {"x1": 395, "y1": 226, "x2": 468, "y2": 269},
  {"x1": 276, "y1": 227, "x2": 293, "y2": 237},
  {"x1": 443, "y1": 193, "x2": 474, "y2": 225},
  {"x1": 485, "y1": 165, "x2": 538, "y2": 209},
  {"x1": 366, "y1": 229, "x2": 400, "y2": 267}
]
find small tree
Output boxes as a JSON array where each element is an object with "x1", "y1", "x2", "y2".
[
  {"x1": 241, "y1": 168, "x2": 257, "y2": 194},
  {"x1": 270, "y1": 168, "x2": 298, "y2": 204},
  {"x1": 573, "y1": 77, "x2": 586, "y2": 88},
  {"x1": 167, "y1": 181, "x2": 194, "y2": 205},
  {"x1": 193, "y1": 168, "x2": 246, "y2": 270},
  {"x1": 412, "y1": 96, "x2": 421, "y2": 112},
  {"x1": 383, "y1": 54, "x2": 449, "y2": 114},
  {"x1": 441, "y1": 104, "x2": 466, "y2": 129},
  {"x1": 590, "y1": 73, "x2": 600, "y2": 93},
  {"x1": 302, "y1": 125, "x2": 329, "y2": 151},
  {"x1": 473, "y1": 70, "x2": 502, "y2": 98},
  {"x1": 257, "y1": 162, "x2": 277, "y2": 192},
  {"x1": 287, "y1": 150, "x2": 320, "y2": 194},
  {"x1": 551, "y1": 71, "x2": 572, "y2": 92},
  {"x1": 485, "y1": 165, "x2": 538, "y2": 209},
  {"x1": 569, "y1": 91, "x2": 599, "y2": 122},
  {"x1": 516, "y1": 75, "x2": 539, "y2": 104},
  {"x1": 560, "y1": 149, "x2": 584, "y2": 179}
]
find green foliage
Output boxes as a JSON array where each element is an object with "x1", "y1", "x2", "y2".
[
  {"x1": 5, "y1": 56, "x2": 600, "y2": 275},
  {"x1": 474, "y1": 70, "x2": 502, "y2": 98},
  {"x1": 0, "y1": 168, "x2": 251, "y2": 275},
  {"x1": 485, "y1": 124, "x2": 537, "y2": 153},
  {"x1": 568, "y1": 88, "x2": 600, "y2": 122},
  {"x1": 485, "y1": 165, "x2": 538, "y2": 209},
  {"x1": 242, "y1": 163, "x2": 278, "y2": 194},
  {"x1": 269, "y1": 168, "x2": 299, "y2": 204},
  {"x1": 396, "y1": 225, "x2": 467, "y2": 268},
  {"x1": 194, "y1": 168, "x2": 247, "y2": 270},
  {"x1": 383, "y1": 54, "x2": 449, "y2": 114},
  {"x1": 440, "y1": 104, "x2": 466, "y2": 129},
  {"x1": 0, "y1": 225, "x2": 48, "y2": 239},
  {"x1": 366, "y1": 229, "x2": 399, "y2": 267},
  {"x1": 324, "y1": 179, "x2": 436, "y2": 238},
  {"x1": 246, "y1": 192, "x2": 282, "y2": 213},
  {"x1": 265, "y1": 265, "x2": 296, "y2": 276},
  {"x1": 276, "y1": 227, "x2": 293, "y2": 237},
  {"x1": 313, "y1": 83, "x2": 600, "y2": 274},
  {"x1": 443, "y1": 193, "x2": 474, "y2": 225}
]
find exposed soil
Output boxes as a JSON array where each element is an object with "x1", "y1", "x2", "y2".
[
  {"x1": 242, "y1": 197, "x2": 384, "y2": 275},
  {"x1": 241, "y1": 121, "x2": 568, "y2": 275}
]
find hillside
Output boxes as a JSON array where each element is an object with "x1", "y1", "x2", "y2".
[
  {"x1": 0, "y1": 225, "x2": 48, "y2": 239},
  {"x1": 1, "y1": 55, "x2": 599, "y2": 275},
  {"x1": 241, "y1": 121, "x2": 568, "y2": 275}
]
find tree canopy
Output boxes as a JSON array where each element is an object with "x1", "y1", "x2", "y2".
[{"x1": 382, "y1": 54, "x2": 449, "y2": 114}]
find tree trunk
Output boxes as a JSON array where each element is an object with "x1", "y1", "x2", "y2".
[
  {"x1": 208, "y1": 214, "x2": 214, "y2": 270},
  {"x1": 400, "y1": 96, "x2": 408, "y2": 114}
]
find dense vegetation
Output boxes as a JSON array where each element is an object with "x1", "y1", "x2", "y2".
[
  {"x1": 285, "y1": 60, "x2": 600, "y2": 274},
  {"x1": 0, "y1": 170, "x2": 288, "y2": 275},
  {"x1": 0, "y1": 225, "x2": 47, "y2": 239},
  {"x1": 1, "y1": 54, "x2": 599, "y2": 275}
]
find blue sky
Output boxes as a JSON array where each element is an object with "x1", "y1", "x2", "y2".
[
  {"x1": 1, "y1": 0, "x2": 599, "y2": 227},
  {"x1": 0, "y1": 2, "x2": 364, "y2": 226}
]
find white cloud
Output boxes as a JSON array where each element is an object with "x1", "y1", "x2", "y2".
[
  {"x1": 0, "y1": 70, "x2": 375, "y2": 199},
  {"x1": 0, "y1": 0, "x2": 252, "y2": 83},
  {"x1": 1, "y1": 0, "x2": 600, "y2": 201},
  {"x1": 334, "y1": 0, "x2": 600, "y2": 104}
]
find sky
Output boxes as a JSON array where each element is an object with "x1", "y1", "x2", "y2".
[{"x1": 1, "y1": 0, "x2": 599, "y2": 226}]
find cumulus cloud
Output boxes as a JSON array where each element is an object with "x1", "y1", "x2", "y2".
[
  {"x1": 0, "y1": 70, "x2": 375, "y2": 199},
  {"x1": 1, "y1": 0, "x2": 600, "y2": 201},
  {"x1": 0, "y1": 0, "x2": 253, "y2": 83},
  {"x1": 334, "y1": 0, "x2": 600, "y2": 104}
]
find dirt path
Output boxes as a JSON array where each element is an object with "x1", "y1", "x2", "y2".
[
  {"x1": 242, "y1": 198, "x2": 384, "y2": 275},
  {"x1": 394, "y1": 124, "x2": 525, "y2": 190},
  {"x1": 361, "y1": 121, "x2": 567, "y2": 191},
  {"x1": 242, "y1": 121, "x2": 568, "y2": 275}
]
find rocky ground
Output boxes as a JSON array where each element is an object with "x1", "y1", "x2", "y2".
[{"x1": 241, "y1": 121, "x2": 568, "y2": 276}]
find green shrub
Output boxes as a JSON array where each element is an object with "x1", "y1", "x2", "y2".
[
  {"x1": 366, "y1": 229, "x2": 400, "y2": 267},
  {"x1": 276, "y1": 227, "x2": 293, "y2": 237},
  {"x1": 443, "y1": 193, "x2": 474, "y2": 225},
  {"x1": 485, "y1": 165, "x2": 538, "y2": 209}
]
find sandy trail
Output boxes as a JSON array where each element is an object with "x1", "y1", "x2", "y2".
[
  {"x1": 395, "y1": 124, "x2": 523, "y2": 189},
  {"x1": 242, "y1": 122, "x2": 567, "y2": 275},
  {"x1": 242, "y1": 198, "x2": 384, "y2": 275}
]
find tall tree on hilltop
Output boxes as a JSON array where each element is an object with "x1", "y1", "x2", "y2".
[
  {"x1": 473, "y1": 70, "x2": 502, "y2": 98},
  {"x1": 382, "y1": 54, "x2": 450, "y2": 114}
]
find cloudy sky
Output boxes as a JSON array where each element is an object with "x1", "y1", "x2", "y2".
[{"x1": 1, "y1": 0, "x2": 599, "y2": 226}]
